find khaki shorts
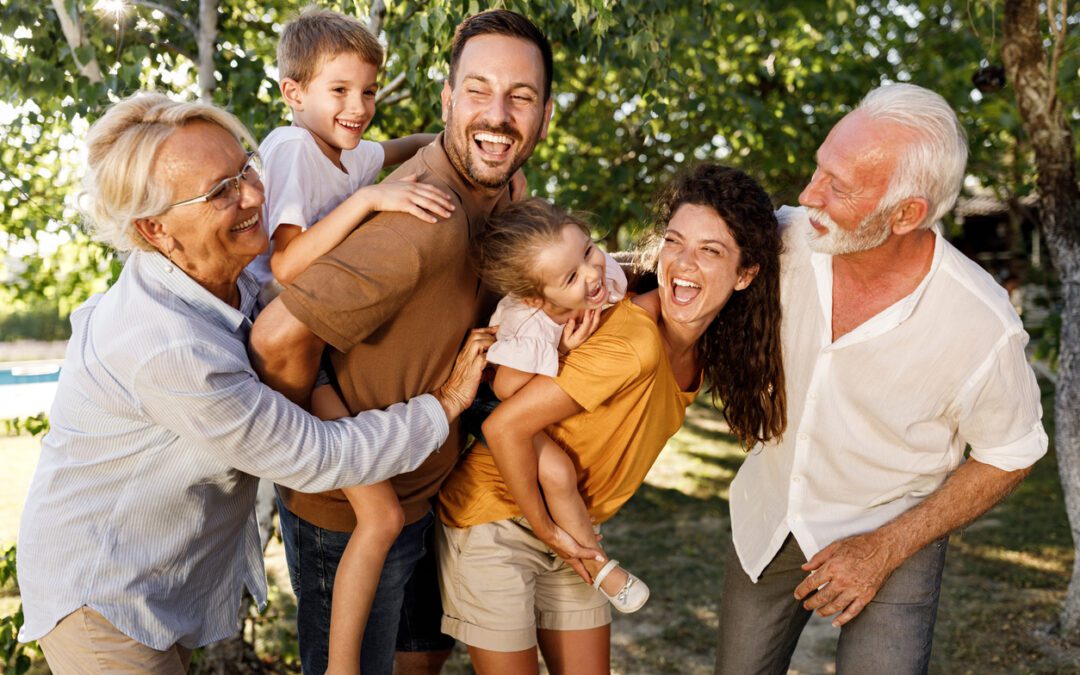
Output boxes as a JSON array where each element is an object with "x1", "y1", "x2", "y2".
[
  {"x1": 437, "y1": 518, "x2": 611, "y2": 652},
  {"x1": 38, "y1": 606, "x2": 192, "y2": 674}
]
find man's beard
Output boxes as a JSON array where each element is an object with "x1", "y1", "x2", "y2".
[
  {"x1": 443, "y1": 102, "x2": 536, "y2": 190},
  {"x1": 806, "y1": 205, "x2": 894, "y2": 255}
]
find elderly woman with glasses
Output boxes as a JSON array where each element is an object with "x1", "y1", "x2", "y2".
[{"x1": 15, "y1": 92, "x2": 493, "y2": 673}]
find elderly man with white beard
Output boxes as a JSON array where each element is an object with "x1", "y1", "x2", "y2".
[{"x1": 715, "y1": 83, "x2": 1047, "y2": 675}]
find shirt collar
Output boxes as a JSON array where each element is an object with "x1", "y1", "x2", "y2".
[
  {"x1": 417, "y1": 132, "x2": 511, "y2": 236},
  {"x1": 139, "y1": 250, "x2": 258, "y2": 331},
  {"x1": 811, "y1": 227, "x2": 945, "y2": 350}
]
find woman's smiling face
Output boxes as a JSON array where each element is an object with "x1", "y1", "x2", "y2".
[
  {"x1": 657, "y1": 203, "x2": 757, "y2": 331},
  {"x1": 150, "y1": 121, "x2": 267, "y2": 282}
]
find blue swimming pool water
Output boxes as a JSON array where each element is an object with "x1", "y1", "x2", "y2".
[{"x1": 0, "y1": 365, "x2": 61, "y2": 386}]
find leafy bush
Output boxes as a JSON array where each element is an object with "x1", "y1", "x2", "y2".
[
  {"x1": 0, "y1": 545, "x2": 37, "y2": 675},
  {"x1": 0, "y1": 306, "x2": 71, "y2": 343}
]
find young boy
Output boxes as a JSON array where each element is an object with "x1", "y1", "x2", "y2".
[{"x1": 249, "y1": 7, "x2": 453, "y2": 674}]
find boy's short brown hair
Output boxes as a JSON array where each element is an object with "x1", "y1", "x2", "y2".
[{"x1": 277, "y1": 5, "x2": 384, "y2": 87}]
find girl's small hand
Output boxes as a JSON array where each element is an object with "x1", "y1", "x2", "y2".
[
  {"x1": 558, "y1": 308, "x2": 602, "y2": 355},
  {"x1": 433, "y1": 327, "x2": 498, "y2": 422},
  {"x1": 363, "y1": 174, "x2": 455, "y2": 223}
]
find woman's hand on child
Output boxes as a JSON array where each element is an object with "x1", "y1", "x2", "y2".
[
  {"x1": 433, "y1": 327, "x2": 498, "y2": 423},
  {"x1": 364, "y1": 174, "x2": 455, "y2": 223},
  {"x1": 542, "y1": 524, "x2": 605, "y2": 585},
  {"x1": 558, "y1": 308, "x2": 602, "y2": 354}
]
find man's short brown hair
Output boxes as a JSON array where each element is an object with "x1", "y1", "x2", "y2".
[
  {"x1": 449, "y1": 9, "x2": 552, "y2": 101},
  {"x1": 277, "y1": 5, "x2": 384, "y2": 87}
]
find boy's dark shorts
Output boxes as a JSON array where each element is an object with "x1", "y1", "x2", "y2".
[
  {"x1": 397, "y1": 514, "x2": 457, "y2": 652},
  {"x1": 461, "y1": 381, "x2": 500, "y2": 447}
]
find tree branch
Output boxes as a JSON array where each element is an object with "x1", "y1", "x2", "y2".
[
  {"x1": 380, "y1": 90, "x2": 412, "y2": 106},
  {"x1": 196, "y1": 0, "x2": 219, "y2": 102},
  {"x1": 50, "y1": 0, "x2": 102, "y2": 83},
  {"x1": 368, "y1": 0, "x2": 387, "y2": 36},
  {"x1": 134, "y1": 31, "x2": 194, "y2": 62},
  {"x1": 129, "y1": 0, "x2": 197, "y2": 35},
  {"x1": 1046, "y1": 0, "x2": 1067, "y2": 107},
  {"x1": 375, "y1": 71, "x2": 407, "y2": 103}
]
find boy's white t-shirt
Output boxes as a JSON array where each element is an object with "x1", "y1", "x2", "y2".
[{"x1": 247, "y1": 126, "x2": 385, "y2": 286}]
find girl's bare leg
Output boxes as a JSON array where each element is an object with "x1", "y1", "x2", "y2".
[
  {"x1": 534, "y1": 433, "x2": 628, "y2": 594},
  {"x1": 311, "y1": 385, "x2": 405, "y2": 675}
]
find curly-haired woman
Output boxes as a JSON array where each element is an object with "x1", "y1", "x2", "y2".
[{"x1": 436, "y1": 163, "x2": 788, "y2": 674}]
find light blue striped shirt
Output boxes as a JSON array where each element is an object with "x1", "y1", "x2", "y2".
[{"x1": 17, "y1": 250, "x2": 448, "y2": 649}]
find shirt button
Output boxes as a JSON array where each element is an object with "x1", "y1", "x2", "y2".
[
  {"x1": 792, "y1": 476, "x2": 802, "y2": 483},
  {"x1": 808, "y1": 392, "x2": 818, "y2": 400},
  {"x1": 798, "y1": 433, "x2": 809, "y2": 441}
]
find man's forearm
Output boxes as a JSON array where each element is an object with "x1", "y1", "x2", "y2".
[
  {"x1": 877, "y1": 458, "x2": 1030, "y2": 563},
  {"x1": 249, "y1": 298, "x2": 325, "y2": 407}
]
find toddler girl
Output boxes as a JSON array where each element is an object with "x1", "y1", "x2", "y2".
[{"x1": 471, "y1": 197, "x2": 648, "y2": 612}]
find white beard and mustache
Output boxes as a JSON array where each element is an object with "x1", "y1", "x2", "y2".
[{"x1": 806, "y1": 205, "x2": 895, "y2": 255}]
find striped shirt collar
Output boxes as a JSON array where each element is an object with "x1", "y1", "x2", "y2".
[{"x1": 141, "y1": 250, "x2": 259, "y2": 330}]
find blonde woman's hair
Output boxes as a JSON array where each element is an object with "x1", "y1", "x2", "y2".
[
  {"x1": 80, "y1": 92, "x2": 256, "y2": 252},
  {"x1": 277, "y1": 6, "x2": 384, "y2": 88},
  {"x1": 471, "y1": 197, "x2": 590, "y2": 300}
]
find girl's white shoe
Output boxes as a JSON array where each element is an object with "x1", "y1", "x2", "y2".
[{"x1": 592, "y1": 558, "x2": 650, "y2": 613}]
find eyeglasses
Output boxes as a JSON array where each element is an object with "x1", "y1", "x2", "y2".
[{"x1": 164, "y1": 152, "x2": 262, "y2": 212}]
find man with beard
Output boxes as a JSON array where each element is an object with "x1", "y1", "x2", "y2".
[
  {"x1": 715, "y1": 83, "x2": 1047, "y2": 674},
  {"x1": 251, "y1": 10, "x2": 552, "y2": 675}
]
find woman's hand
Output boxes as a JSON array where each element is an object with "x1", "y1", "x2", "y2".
[
  {"x1": 539, "y1": 524, "x2": 604, "y2": 585},
  {"x1": 433, "y1": 327, "x2": 497, "y2": 422}
]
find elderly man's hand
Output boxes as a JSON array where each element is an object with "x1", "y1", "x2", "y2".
[{"x1": 793, "y1": 530, "x2": 903, "y2": 628}]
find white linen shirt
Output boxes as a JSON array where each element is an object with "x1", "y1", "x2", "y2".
[
  {"x1": 17, "y1": 250, "x2": 447, "y2": 649},
  {"x1": 730, "y1": 207, "x2": 1047, "y2": 581},
  {"x1": 486, "y1": 251, "x2": 628, "y2": 377},
  {"x1": 246, "y1": 126, "x2": 385, "y2": 286}
]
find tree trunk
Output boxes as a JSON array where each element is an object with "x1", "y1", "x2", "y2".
[
  {"x1": 196, "y1": 0, "x2": 219, "y2": 102},
  {"x1": 368, "y1": 0, "x2": 387, "y2": 36},
  {"x1": 50, "y1": 0, "x2": 102, "y2": 83},
  {"x1": 1003, "y1": 0, "x2": 1080, "y2": 643}
]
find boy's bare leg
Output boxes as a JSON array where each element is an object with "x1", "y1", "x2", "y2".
[
  {"x1": 310, "y1": 385, "x2": 405, "y2": 675},
  {"x1": 327, "y1": 481, "x2": 404, "y2": 675},
  {"x1": 534, "y1": 433, "x2": 628, "y2": 594}
]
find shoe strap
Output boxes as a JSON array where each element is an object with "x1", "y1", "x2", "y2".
[{"x1": 592, "y1": 558, "x2": 620, "y2": 590}]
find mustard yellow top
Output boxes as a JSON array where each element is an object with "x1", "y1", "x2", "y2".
[{"x1": 438, "y1": 298, "x2": 700, "y2": 528}]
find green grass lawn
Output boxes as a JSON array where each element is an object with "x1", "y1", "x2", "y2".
[{"x1": 3, "y1": 380, "x2": 1077, "y2": 673}]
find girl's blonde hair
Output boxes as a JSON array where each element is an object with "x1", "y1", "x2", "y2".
[
  {"x1": 471, "y1": 197, "x2": 590, "y2": 299},
  {"x1": 80, "y1": 92, "x2": 256, "y2": 252}
]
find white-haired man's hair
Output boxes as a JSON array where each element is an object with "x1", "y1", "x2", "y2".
[{"x1": 856, "y1": 83, "x2": 968, "y2": 229}]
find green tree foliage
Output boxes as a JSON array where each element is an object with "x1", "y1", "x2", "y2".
[{"x1": 2, "y1": 0, "x2": 1076, "y2": 306}]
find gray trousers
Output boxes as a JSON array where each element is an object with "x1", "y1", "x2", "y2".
[{"x1": 715, "y1": 533, "x2": 947, "y2": 675}]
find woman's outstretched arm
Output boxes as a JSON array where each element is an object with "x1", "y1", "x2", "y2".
[{"x1": 482, "y1": 376, "x2": 603, "y2": 577}]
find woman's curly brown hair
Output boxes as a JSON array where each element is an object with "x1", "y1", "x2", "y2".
[{"x1": 645, "y1": 163, "x2": 787, "y2": 447}]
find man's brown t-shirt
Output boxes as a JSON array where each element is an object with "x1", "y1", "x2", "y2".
[{"x1": 278, "y1": 134, "x2": 506, "y2": 531}]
